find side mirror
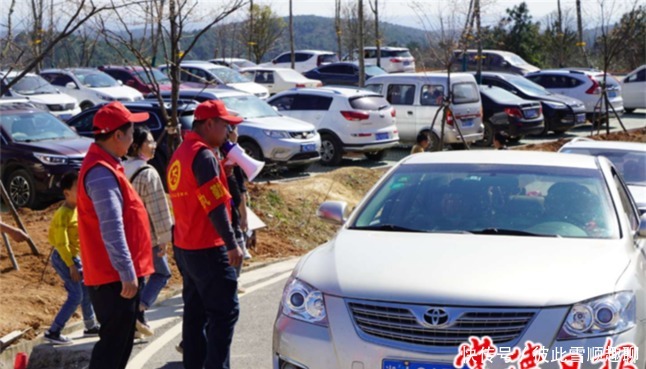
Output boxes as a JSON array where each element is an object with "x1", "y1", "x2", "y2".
[
  {"x1": 65, "y1": 82, "x2": 77, "y2": 89},
  {"x1": 637, "y1": 214, "x2": 646, "y2": 238},
  {"x1": 317, "y1": 201, "x2": 349, "y2": 225},
  {"x1": 117, "y1": 80, "x2": 123, "y2": 86}
]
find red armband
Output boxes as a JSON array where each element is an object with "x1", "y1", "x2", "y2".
[{"x1": 195, "y1": 175, "x2": 231, "y2": 214}]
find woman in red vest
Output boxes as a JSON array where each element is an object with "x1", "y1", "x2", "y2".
[
  {"x1": 167, "y1": 100, "x2": 243, "y2": 369},
  {"x1": 77, "y1": 102, "x2": 154, "y2": 369}
]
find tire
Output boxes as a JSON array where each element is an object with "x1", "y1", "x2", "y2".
[
  {"x1": 364, "y1": 150, "x2": 387, "y2": 161},
  {"x1": 320, "y1": 133, "x2": 343, "y2": 166},
  {"x1": 238, "y1": 140, "x2": 265, "y2": 162},
  {"x1": 421, "y1": 130, "x2": 442, "y2": 152},
  {"x1": 624, "y1": 108, "x2": 635, "y2": 114},
  {"x1": 476, "y1": 121, "x2": 494, "y2": 147},
  {"x1": 508, "y1": 135, "x2": 523, "y2": 143},
  {"x1": 80, "y1": 101, "x2": 94, "y2": 111},
  {"x1": 6, "y1": 169, "x2": 39, "y2": 208}
]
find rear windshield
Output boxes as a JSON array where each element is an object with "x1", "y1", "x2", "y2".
[
  {"x1": 350, "y1": 95, "x2": 391, "y2": 111},
  {"x1": 452, "y1": 82, "x2": 479, "y2": 104},
  {"x1": 383, "y1": 50, "x2": 412, "y2": 58},
  {"x1": 480, "y1": 85, "x2": 525, "y2": 103},
  {"x1": 365, "y1": 65, "x2": 387, "y2": 76},
  {"x1": 561, "y1": 148, "x2": 646, "y2": 185}
]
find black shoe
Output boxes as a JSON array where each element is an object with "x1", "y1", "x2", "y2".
[
  {"x1": 44, "y1": 330, "x2": 73, "y2": 345},
  {"x1": 83, "y1": 326, "x2": 100, "y2": 337},
  {"x1": 175, "y1": 340, "x2": 183, "y2": 354}
]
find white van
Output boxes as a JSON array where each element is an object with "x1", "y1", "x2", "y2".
[{"x1": 365, "y1": 73, "x2": 484, "y2": 149}]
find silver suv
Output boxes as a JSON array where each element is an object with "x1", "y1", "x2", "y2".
[{"x1": 274, "y1": 150, "x2": 646, "y2": 369}]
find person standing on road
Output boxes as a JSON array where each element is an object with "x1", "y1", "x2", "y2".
[
  {"x1": 77, "y1": 102, "x2": 154, "y2": 369},
  {"x1": 411, "y1": 133, "x2": 431, "y2": 154},
  {"x1": 167, "y1": 100, "x2": 243, "y2": 369},
  {"x1": 124, "y1": 126, "x2": 174, "y2": 338}
]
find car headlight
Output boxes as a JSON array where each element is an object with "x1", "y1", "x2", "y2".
[
  {"x1": 33, "y1": 153, "x2": 69, "y2": 165},
  {"x1": 557, "y1": 292, "x2": 635, "y2": 340},
  {"x1": 264, "y1": 130, "x2": 291, "y2": 139},
  {"x1": 281, "y1": 277, "x2": 328, "y2": 326},
  {"x1": 544, "y1": 101, "x2": 567, "y2": 109},
  {"x1": 97, "y1": 93, "x2": 114, "y2": 101}
]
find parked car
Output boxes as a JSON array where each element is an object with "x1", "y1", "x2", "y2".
[
  {"x1": 274, "y1": 150, "x2": 646, "y2": 369},
  {"x1": 526, "y1": 69, "x2": 624, "y2": 122},
  {"x1": 98, "y1": 65, "x2": 186, "y2": 94},
  {"x1": 621, "y1": 65, "x2": 646, "y2": 113},
  {"x1": 453, "y1": 49, "x2": 540, "y2": 75},
  {"x1": 303, "y1": 63, "x2": 387, "y2": 86},
  {"x1": 155, "y1": 88, "x2": 321, "y2": 172},
  {"x1": 0, "y1": 71, "x2": 80, "y2": 120},
  {"x1": 209, "y1": 58, "x2": 257, "y2": 71},
  {"x1": 240, "y1": 67, "x2": 322, "y2": 95},
  {"x1": 0, "y1": 101, "x2": 92, "y2": 208},
  {"x1": 261, "y1": 50, "x2": 339, "y2": 73},
  {"x1": 66, "y1": 100, "x2": 197, "y2": 181},
  {"x1": 158, "y1": 61, "x2": 269, "y2": 99},
  {"x1": 478, "y1": 84, "x2": 544, "y2": 146},
  {"x1": 40, "y1": 68, "x2": 144, "y2": 110},
  {"x1": 267, "y1": 87, "x2": 399, "y2": 166},
  {"x1": 343, "y1": 46, "x2": 416, "y2": 73},
  {"x1": 365, "y1": 72, "x2": 484, "y2": 149},
  {"x1": 559, "y1": 138, "x2": 646, "y2": 214},
  {"x1": 476, "y1": 72, "x2": 587, "y2": 134}
]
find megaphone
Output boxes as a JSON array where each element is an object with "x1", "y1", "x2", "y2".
[{"x1": 224, "y1": 144, "x2": 265, "y2": 182}]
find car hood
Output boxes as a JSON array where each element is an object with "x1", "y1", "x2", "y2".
[
  {"x1": 296, "y1": 230, "x2": 630, "y2": 307},
  {"x1": 241, "y1": 115, "x2": 316, "y2": 131},
  {"x1": 15, "y1": 136, "x2": 92, "y2": 155},
  {"x1": 92, "y1": 86, "x2": 143, "y2": 99},
  {"x1": 228, "y1": 82, "x2": 269, "y2": 96},
  {"x1": 518, "y1": 64, "x2": 540, "y2": 74},
  {"x1": 538, "y1": 92, "x2": 584, "y2": 107},
  {"x1": 18, "y1": 92, "x2": 77, "y2": 105}
]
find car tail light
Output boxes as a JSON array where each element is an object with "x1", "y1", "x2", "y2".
[
  {"x1": 446, "y1": 109, "x2": 454, "y2": 125},
  {"x1": 390, "y1": 58, "x2": 403, "y2": 63},
  {"x1": 296, "y1": 83, "x2": 306, "y2": 88},
  {"x1": 586, "y1": 76, "x2": 600, "y2": 94},
  {"x1": 505, "y1": 107, "x2": 523, "y2": 118},
  {"x1": 341, "y1": 111, "x2": 370, "y2": 121},
  {"x1": 391, "y1": 108, "x2": 396, "y2": 117}
]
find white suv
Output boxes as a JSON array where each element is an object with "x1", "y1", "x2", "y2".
[
  {"x1": 267, "y1": 87, "x2": 399, "y2": 166},
  {"x1": 261, "y1": 50, "x2": 339, "y2": 74},
  {"x1": 344, "y1": 47, "x2": 416, "y2": 73},
  {"x1": 526, "y1": 69, "x2": 624, "y2": 121}
]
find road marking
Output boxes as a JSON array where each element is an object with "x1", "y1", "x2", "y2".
[{"x1": 126, "y1": 269, "x2": 292, "y2": 369}]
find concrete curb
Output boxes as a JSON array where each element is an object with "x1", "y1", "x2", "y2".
[{"x1": 0, "y1": 256, "x2": 294, "y2": 369}]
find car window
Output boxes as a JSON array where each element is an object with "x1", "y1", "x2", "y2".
[
  {"x1": 220, "y1": 95, "x2": 279, "y2": 119},
  {"x1": 293, "y1": 94, "x2": 333, "y2": 110},
  {"x1": 364, "y1": 49, "x2": 377, "y2": 58},
  {"x1": 365, "y1": 84, "x2": 382, "y2": 94},
  {"x1": 480, "y1": 85, "x2": 525, "y2": 103},
  {"x1": 421, "y1": 85, "x2": 445, "y2": 106},
  {"x1": 387, "y1": 84, "x2": 415, "y2": 105},
  {"x1": 74, "y1": 70, "x2": 118, "y2": 88},
  {"x1": 626, "y1": 69, "x2": 646, "y2": 83},
  {"x1": 134, "y1": 69, "x2": 171, "y2": 84},
  {"x1": 105, "y1": 70, "x2": 132, "y2": 84},
  {"x1": 320, "y1": 65, "x2": 345, "y2": 74},
  {"x1": 565, "y1": 76, "x2": 584, "y2": 88},
  {"x1": 254, "y1": 71, "x2": 274, "y2": 84},
  {"x1": 269, "y1": 94, "x2": 296, "y2": 111},
  {"x1": 9, "y1": 75, "x2": 58, "y2": 95},
  {"x1": 209, "y1": 68, "x2": 248, "y2": 84},
  {"x1": 560, "y1": 148, "x2": 646, "y2": 185},
  {"x1": 452, "y1": 82, "x2": 479, "y2": 104},
  {"x1": 1, "y1": 112, "x2": 78, "y2": 142},
  {"x1": 67, "y1": 110, "x2": 95, "y2": 133},
  {"x1": 275, "y1": 54, "x2": 292, "y2": 63},
  {"x1": 613, "y1": 170, "x2": 639, "y2": 230},
  {"x1": 44, "y1": 73, "x2": 75, "y2": 87},
  {"x1": 481, "y1": 77, "x2": 509, "y2": 91},
  {"x1": 295, "y1": 53, "x2": 311, "y2": 62},
  {"x1": 488, "y1": 53, "x2": 504, "y2": 67},
  {"x1": 349, "y1": 95, "x2": 390, "y2": 111},
  {"x1": 365, "y1": 65, "x2": 386, "y2": 76},
  {"x1": 506, "y1": 75, "x2": 550, "y2": 96},
  {"x1": 352, "y1": 163, "x2": 619, "y2": 239}
]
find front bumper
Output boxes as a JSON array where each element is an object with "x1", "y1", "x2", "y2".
[
  {"x1": 507, "y1": 116, "x2": 544, "y2": 137},
  {"x1": 262, "y1": 138, "x2": 322, "y2": 165},
  {"x1": 274, "y1": 296, "x2": 645, "y2": 369},
  {"x1": 441, "y1": 126, "x2": 484, "y2": 144}
]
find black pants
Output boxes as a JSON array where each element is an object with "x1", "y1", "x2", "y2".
[
  {"x1": 174, "y1": 245, "x2": 239, "y2": 369},
  {"x1": 88, "y1": 278, "x2": 143, "y2": 369}
]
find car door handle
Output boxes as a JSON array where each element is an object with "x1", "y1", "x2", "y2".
[{"x1": 407, "y1": 111, "x2": 414, "y2": 115}]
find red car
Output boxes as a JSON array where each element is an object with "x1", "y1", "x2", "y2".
[{"x1": 99, "y1": 65, "x2": 188, "y2": 95}]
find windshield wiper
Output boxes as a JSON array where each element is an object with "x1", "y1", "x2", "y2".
[
  {"x1": 468, "y1": 228, "x2": 557, "y2": 237},
  {"x1": 350, "y1": 224, "x2": 427, "y2": 233}
]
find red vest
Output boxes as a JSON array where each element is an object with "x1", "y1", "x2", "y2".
[
  {"x1": 168, "y1": 132, "x2": 231, "y2": 250},
  {"x1": 77, "y1": 143, "x2": 154, "y2": 286}
]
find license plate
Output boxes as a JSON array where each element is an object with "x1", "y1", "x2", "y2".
[
  {"x1": 609, "y1": 91, "x2": 617, "y2": 98},
  {"x1": 383, "y1": 360, "x2": 459, "y2": 369},
  {"x1": 461, "y1": 119, "x2": 474, "y2": 128},
  {"x1": 301, "y1": 144, "x2": 316, "y2": 152},
  {"x1": 376, "y1": 132, "x2": 389, "y2": 140},
  {"x1": 576, "y1": 113, "x2": 586, "y2": 123},
  {"x1": 525, "y1": 109, "x2": 538, "y2": 118}
]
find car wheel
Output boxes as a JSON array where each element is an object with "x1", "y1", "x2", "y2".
[
  {"x1": 238, "y1": 140, "x2": 265, "y2": 162},
  {"x1": 320, "y1": 134, "x2": 343, "y2": 166},
  {"x1": 624, "y1": 108, "x2": 635, "y2": 114},
  {"x1": 6, "y1": 169, "x2": 39, "y2": 208},
  {"x1": 80, "y1": 101, "x2": 94, "y2": 111},
  {"x1": 421, "y1": 130, "x2": 442, "y2": 151},
  {"x1": 476, "y1": 121, "x2": 494, "y2": 147},
  {"x1": 364, "y1": 150, "x2": 387, "y2": 161}
]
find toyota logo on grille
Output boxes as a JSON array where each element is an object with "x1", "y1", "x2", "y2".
[{"x1": 424, "y1": 308, "x2": 449, "y2": 326}]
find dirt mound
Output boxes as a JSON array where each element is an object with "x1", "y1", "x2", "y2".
[{"x1": 515, "y1": 128, "x2": 646, "y2": 152}]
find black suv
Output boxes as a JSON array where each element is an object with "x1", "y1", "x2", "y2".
[
  {"x1": 475, "y1": 72, "x2": 587, "y2": 135},
  {"x1": 0, "y1": 101, "x2": 92, "y2": 208},
  {"x1": 65, "y1": 100, "x2": 197, "y2": 181}
]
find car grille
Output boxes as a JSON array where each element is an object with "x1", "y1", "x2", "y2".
[
  {"x1": 68, "y1": 157, "x2": 84, "y2": 167},
  {"x1": 289, "y1": 131, "x2": 316, "y2": 140},
  {"x1": 348, "y1": 301, "x2": 535, "y2": 349},
  {"x1": 47, "y1": 103, "x2": 76, "y2": 111},
  {"x1": 290, "y1": 152, "x2": 319, "y2": 161}
]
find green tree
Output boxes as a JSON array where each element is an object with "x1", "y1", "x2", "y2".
[
  {"x1": 500, "y1": 2, "x2": 542, "y2": 66},
  {"x1": 241, "y1": 4, "x2": 286, "y2": 64}
]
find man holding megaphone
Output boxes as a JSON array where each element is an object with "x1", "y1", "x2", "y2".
[{"x1": 167, "y1": 100, "x2": 244, "y2": 369}]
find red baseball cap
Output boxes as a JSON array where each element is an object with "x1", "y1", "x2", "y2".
[
  {"x1": 92, "y1": 102, "x2": 149, "y2": 134},
  {"x1": 194, "y1": 100, "x2": 243, "y2": 124}
]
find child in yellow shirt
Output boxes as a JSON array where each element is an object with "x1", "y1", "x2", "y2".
[{"x1": 44, "y1": 172, "x2": 98, "y2": 345}]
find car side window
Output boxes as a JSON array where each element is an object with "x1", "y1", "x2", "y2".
[
  {"x1": 68, "y1": 111, "x2": 95, "y2": 133},
  {"x1": 627, "y1": 69, "x2": 646, "y2": 83},
  {"x1": 365, "y1": 84, "x2": 383, "y2": 94},
  {"x1": 613, "y1": 170, "x2": 639, "y2": 230},
  {"x1": 421, "y1": 85, "x2": 445, "y2": 106},
  {"x1": 255, "y1": 71, "x2": 274, "y2": 84},
  {"x1": 269, "y1": 95, "x2": 295, "y2": 111},
  {"x1": 320, "y1": 65, "x2": 343, "y2": 74},
  {"x1": 275, "y1": 54, "x2": 291, "y2": 63},
  {"x1": 488, "y1": 54, "x2": 503, "y2": 67},
  {"x1": 295, "y1": 53, "x2": 310, "y2": 62},
  {"x1": 108, "y1": 70, "x2": 131, "y2": 84},
  {"x1": 47, "y1": 74, "x2": 75, "y2": 87},
  {"x1": 387, "y1": 84, "x2": 415, "y2": 105},
  {"x1": 293, "y1": 95, "x2": 332, "y2": 110},
  {"x1": 566, "y1": 76, "x2": 584, "y2": 88}
]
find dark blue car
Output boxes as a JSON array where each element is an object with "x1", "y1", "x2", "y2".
[{"x1": 303, "y1": 62, "x2": 387, "y2": 86}]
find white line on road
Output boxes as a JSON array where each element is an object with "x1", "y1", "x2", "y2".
[{"x1": 126, "y1": 269, "x2": 293, "y2": 369}]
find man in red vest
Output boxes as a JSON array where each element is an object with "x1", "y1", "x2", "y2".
[
  {"x1": 77, "y1": 102, "x2": 154, "y2": 369},
  {"x1": 168, "y1": 100, "x2": 243, "y2": 369}
]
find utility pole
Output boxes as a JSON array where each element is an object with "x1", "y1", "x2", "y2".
[
  {"x1": 475, "y1": 0, "x2": 482, "y2": 83},
  {"x1": 369, "y1": 0, "x2": 380, "y2": 68},
  {"x1": 358, "y1": 0, "x2": 365, "y2": 87},
  {"x1": 335, "y1": 0, "x2": 342, "y2": 59},
  {"x1": 290, "y1": 0, "x2": 295, "y2": 69},
  {"x1": 248, "y1": 0, "x2": 253, "y2": 61},
  {"x1": 575, "y1": 0, "x2": 590, "y2": 67}
]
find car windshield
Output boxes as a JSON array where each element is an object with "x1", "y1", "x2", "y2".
[
  {"x1": 365, "y1": 65, "x2": 387, "y2": 76},
  {"x1": 220, "y1": 95, "x2": 279, "y2": 119},
  {"x1": 506, "y1": 75, "x2": 550, "y2": 96},
  {"x1": 1, "y1": 112, "x2": 78, "y2": 142},
  {"x1": 134, "y1": 69, "x2": 171, "y2": 85},
  {"x1": 233, "y1": 60, "x2": 256, "y2": 68},
  {"x1": 74, "y1": 70, "x2": 118, "y2": 87},
  {"x1": 209, "y1": 68, "x2": 249, "y2": 84},
  {"x1": 351, "y1": 163, "x2": 619, "y2": 239},
  {"x1": 9, "y1": 75, "x2": 58, "y2": 95},
  {"x1": 480, "y1": 85, "x2": 525, "y2": 103},
  {"x1": 507, "y1": 54, "x2": 529, "y2": 66},
  {"x1": 561, "y1": 148, "x2": 646, "y2": 185}
]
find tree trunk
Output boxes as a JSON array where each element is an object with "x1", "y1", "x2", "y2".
[
  {"x1": 358, "y1": 0, "x2": 365, "y2": 87},
  {"x1": 475, "y1": 0, "x2": 482, "y2": 83},
  {"x1": 335, "y1": 0, "x2": 342, "y2": 59},
  {"x1": 575, "y1": 0, "x2": 590, "y2": 67},
  {"x1": 290, "y1": 0, "x2": 295, "y2": 68}
]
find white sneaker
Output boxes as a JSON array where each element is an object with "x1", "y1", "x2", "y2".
[{"x1": 243, "y1": 249, "x2": 252, "y2": 260}]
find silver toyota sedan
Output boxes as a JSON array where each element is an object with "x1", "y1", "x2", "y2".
[{"x1": 273, "y1": 150, "x2": 646, "y2": 369}]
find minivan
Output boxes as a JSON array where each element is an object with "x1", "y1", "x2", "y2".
[
  {"x1": 453, "y1": 50, "x2": 540, "y2": 75},
  {"x1": 365, "y1": 73, "x2": 484, "y2": 149}
]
